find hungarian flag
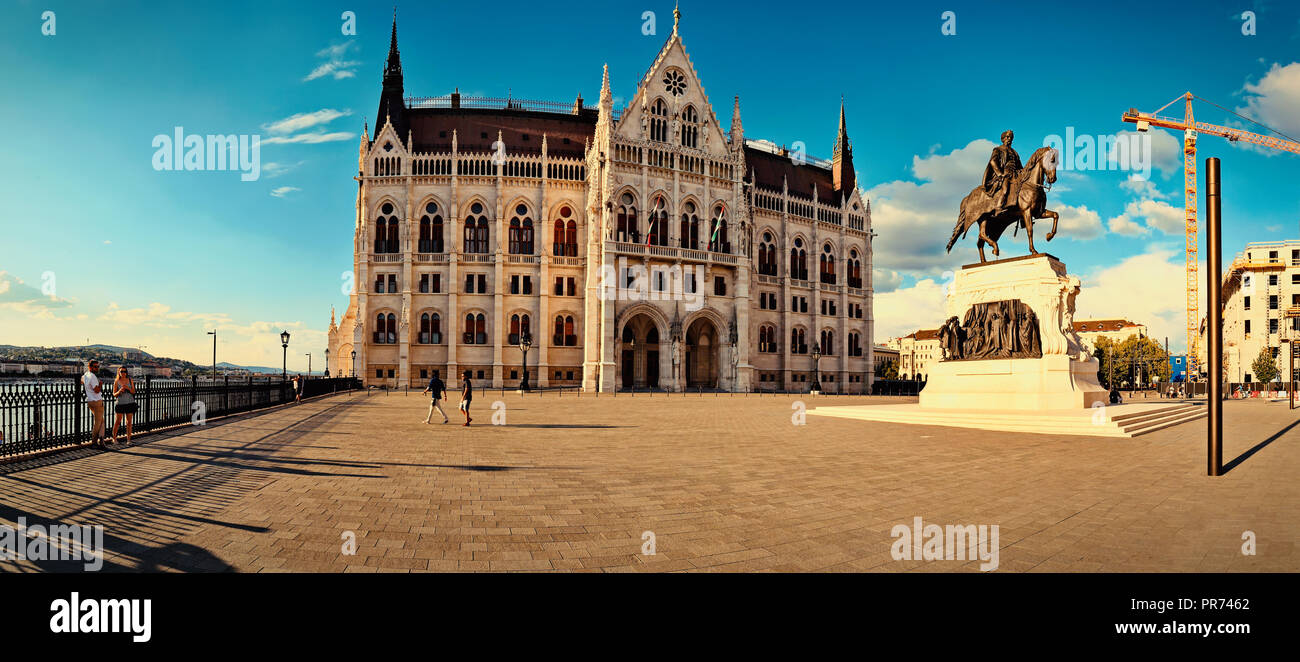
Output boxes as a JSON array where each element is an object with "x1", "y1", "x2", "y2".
[
  {"x1": 709, "y1": 205, "x2": 726, "y2": 250},
  {"x1": 646, "y1": 200, "x2": 665, "y2": 245}
]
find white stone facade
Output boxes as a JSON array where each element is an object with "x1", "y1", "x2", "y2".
[{"x1": 328, "y1": 14, "x2": 874, "y2": 392}]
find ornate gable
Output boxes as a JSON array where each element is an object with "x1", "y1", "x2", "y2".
[{"x1": 614, "y1": 10, "x2": 729, "y2": 156}]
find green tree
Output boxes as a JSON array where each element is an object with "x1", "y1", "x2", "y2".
[{"x1": 1250, "y1": 346, "x2": 1279, "y2": 384}]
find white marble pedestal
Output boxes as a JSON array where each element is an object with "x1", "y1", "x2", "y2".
[{"x1": 918, "y1": 254, "x2": 1108, "y2": 411}]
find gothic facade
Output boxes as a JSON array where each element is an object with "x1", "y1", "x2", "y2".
[{"x1": 328, "y1": 12, "x2": 875, "y2": 392}]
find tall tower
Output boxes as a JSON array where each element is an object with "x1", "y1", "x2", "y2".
[
  {"x1": 831, "y1": 99, "x2": 854, "y2": 194},
  {"x1": 375, "y1": 11, "x2": 406, "y2": 137}
]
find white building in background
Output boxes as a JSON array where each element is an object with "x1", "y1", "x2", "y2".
[
  {"x1": 1214, "y1": 240, "x2": 1300, "y2": 383},
  {"x1": 328, "y1": 11, "x2": 874, "y2": 392},
  {"x1": 887, "y1": 329, "x2": 941, "y2": 382},
  {"x1": 1072, "y1": 319, "x2": 1148, "y2": 354}
]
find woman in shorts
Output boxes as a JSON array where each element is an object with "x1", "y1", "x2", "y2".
[{"x1": 111, "y1": 366, "x2": 139, "y2": 445}]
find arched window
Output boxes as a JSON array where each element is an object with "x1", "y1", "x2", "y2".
[
  {"x1": 373, "y1": 312, "x2": 397, "y2": 344},
  {"x1": 508, "y1": 313, "x2": 532, "y2": 345},
  {"x1": 419, "y1": 313, "x2": 442, "y2": 344},
  {"x1": 821, "y1": 329, "x2": 835, "y2": 355},
  {"x1": 552, "y1": 205, "x2": 578, "y2": 257},
  {"x1": 681, "y1": 105, "x2": 699, "y2": 149},
  {"x1": 374, "y1": 202, "x2": 399, "y2": 253},
  {"x1": 649, "y1": 98, "x2": 669, "y2": 143},
  {"x1": 616, "y1": 193, "x2": 638, "y2": 243},
  {"x1": 648, "y1": 195, "x2": 669, "y2": 246},
  {"x1": 679, "y1": 201, "x2": 699, "y2": 249},
  {"x1": 709, "y1": 204, "x2": 729, "y2": 253},
  {"x1": 646, "y1": 327, "x2": 659, "y2": 344},
  {"x1": 464, "y1": 202, "x2": 489, "y2": 253},
  {"x1": 463, "y1": 313, "x2": 486, "y2": 345},
  {"x1": 758, "y1": 325, "x2": 778, "y2": 353},
  {"x1": 847, "y1": 249, "x2": 862, "y2": 288},
  {"x1": 820, "y1": 244, "x2": 837, "y2": 285},
  {"x1": 554, "y1": 315, "x2": 577, "y2": 346},
  {"x1": 791, "y1": 328, "x2": 807, "y2": 354},
  {"x1": 759, "y1": 232, "x2": 778, "y2": 276},
  {"x1": 419, "y1": 202, "x2": 443, "y2": 253},
  {"x1": 790, "y1": 238, "x2": 808, "y2": 281},
  {"x1": 509, "y1": 204, "x2": 534, "y2": 255},
  {"x1": 849, "y1": 332, "x2": 863, "y2": 357}
]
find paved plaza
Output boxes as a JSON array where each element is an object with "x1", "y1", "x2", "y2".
[{"x1": 1, "y1": 390, "x2": 1296, "y2": 572}]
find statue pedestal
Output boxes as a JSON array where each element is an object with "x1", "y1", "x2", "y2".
[{"x1": 919, "y1": 254, "x2": 1107, "y2": 411}]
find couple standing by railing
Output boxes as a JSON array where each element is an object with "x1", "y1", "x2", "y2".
[{"x1": 80, "y1": 358, "x2": 138, "y2": 448}]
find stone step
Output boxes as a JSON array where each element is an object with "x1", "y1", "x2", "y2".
[{"x1": 806, "y1": 402, "x2": 1207, "y2": 438}]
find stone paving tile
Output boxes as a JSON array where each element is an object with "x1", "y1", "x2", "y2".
[{"x1": 0, "y1": 390, "x2": 1296, "y2": 572}]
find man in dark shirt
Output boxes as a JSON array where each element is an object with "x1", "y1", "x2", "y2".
[
  {"x1": 459, "y1": 370, "x2": 473, "y2": 426},
  {"x1": 422, "y1": 373, "x2": 449, "y2": 424}
]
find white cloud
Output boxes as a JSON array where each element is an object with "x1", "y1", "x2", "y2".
[
  {"x1": 304, "y1": 42, "x2": 361, "y2": 82},
  {"x1": 1237, "y1": 62, "x2": 1300, "y2": 141},
  {"x1": 0, "y1": 271, "x2": 74, "y2": 310},
  {"x1": 1106, "y1": 198, "x2": 1184, "y2": 237},
  {"x1": 1076, "y1": 246, "x2": 1205, "y2": 353},
  {"x1": 1056, "y1": 204, "x2": 1104, "y2": 240},
  {"x1": 262, "y1": 131, "x2": 353, "y2": 145},
  {"x1": 872, "y1": 268, "x2": 904, "y2": 294},
  {"x1": 262, "y1": 160, "x2": 306, "y2": 178},
  {"x1": 1107, "y1": 214, "x2": 1148, "y2": 237},
  {"x1": 263, "y1": 109, "x2": 351, "y2": 135},
  {"x1": 873, "y1": 278, "x2": 948, "y2": 341},
  {"x1": 98, "y1": 302, "x2": 233, "y2": 329},
  {"x1": 270, "y1": 186, "x2": 301, "y2": 198},
  {"x1": 866, "y1": 140, "x2": 997, "y2": 275}
]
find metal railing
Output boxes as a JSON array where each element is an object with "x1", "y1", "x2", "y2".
[{"x1": 0, "y1": 375, "x2": 359, "y2": 460}]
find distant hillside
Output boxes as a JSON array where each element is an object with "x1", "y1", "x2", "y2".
[{"x1": 216, "y1": 361, "x2": 288, "y2": 375}]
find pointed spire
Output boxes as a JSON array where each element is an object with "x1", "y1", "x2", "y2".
[
  {"x1": 832, "y1": 97, "x2": 855, "y2": 194},
  {"x1": 673, "y1": 1, "x2": 681, "y2": 37},
  {"x1": 600, "y1": 63, "x2": 611, "y2": 104},
  {"x1": 730, "y1": 95, "x2": 744, "y2": 148},
  {"x1": 375, "y1": 9, "x2": 406, "y2": 138},
  {"x1": 384, "y1": 8, "x2": 402, "y2": 78}
]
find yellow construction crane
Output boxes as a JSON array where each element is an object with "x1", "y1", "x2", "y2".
[{"x1": 1122, "y1": 92, "x2": 1300, "y2": 376}]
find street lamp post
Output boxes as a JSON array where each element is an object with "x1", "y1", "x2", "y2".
[
  {"x1": 280, "y1": 330, "x2": 291, "y2": 379},
  {"x1": 517, "y1": 332, "x2": 532, "y2": 392},
  {"x1": 207, "y1": 330, "x2": 217, "y2": 378},
  {"x1": 305, "y1": 353, "x2": 311, "y2": 377},
  {"x1": 350, "y1": 350, "x2": 357, "y2": 379},
  {"x1": 324, "y1": 348, "x2": 330, "y2": 377},
  {"x1": 810, "y1": 342, "x2": 823, "y2": 394}
]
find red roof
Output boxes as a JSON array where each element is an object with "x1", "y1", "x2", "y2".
[{"x1": 405, "y1": 107, "x2": 597, "y2": 159}]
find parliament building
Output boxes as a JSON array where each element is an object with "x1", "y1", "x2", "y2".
[{"x1": 327, "y1": 11, "x2": 875, "y2": 392}]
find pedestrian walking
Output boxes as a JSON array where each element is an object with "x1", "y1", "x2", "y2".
[
  {"x1": 82, "y1": 359, "x2": 106, "y2": 447},
  {"x1": 293, "y1": 374, "x2": 303, "y2": 403},
  {"x1": 459, "y1": 370, "x2": 473, "y2": 426},
  {"x1": 422, "y1": 372, "x2": 449, "y2": 424},
  {"x1": 111, "y1": 366, "x2": 138, "y2": 445}
]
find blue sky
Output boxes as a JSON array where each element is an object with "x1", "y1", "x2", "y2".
[{"x1": 1, "y1": 0, "x2": 1298, "y2": 366}]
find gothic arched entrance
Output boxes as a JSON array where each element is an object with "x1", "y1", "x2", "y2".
[
  {"x1": 618, "y1": 313, "x2": 663, "y2": 390},
  {"x1": 684, "y1": 317, "x2": 720, "y2": 388}
]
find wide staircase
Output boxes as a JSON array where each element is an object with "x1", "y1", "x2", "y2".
[{"x1": 807, "y1": 401, "x2": 1207, "y2": 438}]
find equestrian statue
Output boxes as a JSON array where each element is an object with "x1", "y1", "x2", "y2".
[{"x1": 946, "y1": 130, "x2": 1061, "y2": 263}]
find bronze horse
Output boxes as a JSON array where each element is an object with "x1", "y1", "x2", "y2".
[{"x1": 946, "y1": 146, "x2": 1060, "y2": 262}]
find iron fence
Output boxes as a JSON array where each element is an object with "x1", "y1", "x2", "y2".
[{"x1": 0, "y1": 375, "x2": 359, "y2": 459}]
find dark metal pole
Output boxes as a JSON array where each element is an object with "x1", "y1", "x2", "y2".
[{"x1": 1206, "y1": 157, "x2": 1223, "y2": 477}]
